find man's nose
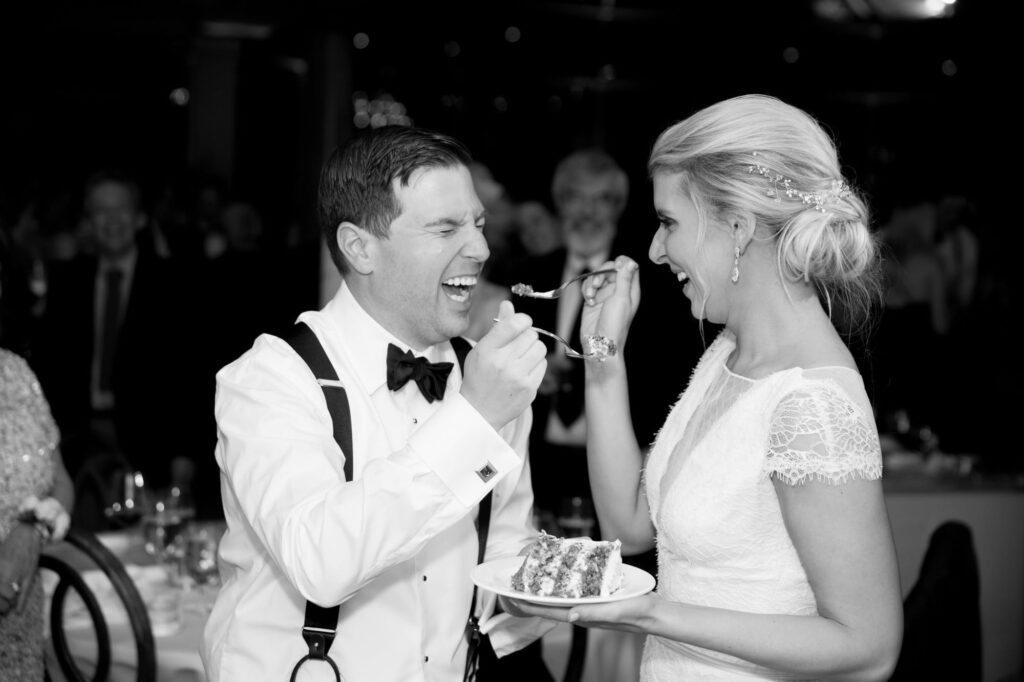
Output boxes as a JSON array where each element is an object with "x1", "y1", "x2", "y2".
[{"x1": 465, "y1": 228, "x2": 490, "y2": 262}]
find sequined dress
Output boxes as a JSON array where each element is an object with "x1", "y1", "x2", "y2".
[
  {"x1": 640, "y1": 331, "x2": 882, "y2": 681},
  {"x1": 0, "y1": 349, "x2": 59, "y2": 680}
]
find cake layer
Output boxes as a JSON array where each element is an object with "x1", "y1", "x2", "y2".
[{"x1": 511, "y1": 531, "x2": 623, "y2": 598}]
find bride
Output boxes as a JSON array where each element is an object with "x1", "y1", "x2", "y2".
[{"x1": 504, "y1": 94, "x2": 903, "y2": 681}]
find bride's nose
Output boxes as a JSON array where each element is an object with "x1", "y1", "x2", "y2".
[{"x1": 648, "y1": 227, "x2": 666, "y2": 264}]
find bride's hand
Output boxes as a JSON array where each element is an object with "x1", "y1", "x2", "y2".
[
  {"x1": 501, "y1": 592, "x2": 660, "y2": 634},
  {"x1": 579, "y1": 256, "x2": 640, "y2": 350}
]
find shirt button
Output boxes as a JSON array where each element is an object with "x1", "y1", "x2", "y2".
[
  {"x1": 422, "y1": 575, "x2": 427, "y2": 581},
  {"x1": 424, "y1": 656, "x2": 429, "y2": 662},
  {"x1": 412, "y1": 417, "x2": 419, "y2": 424}
]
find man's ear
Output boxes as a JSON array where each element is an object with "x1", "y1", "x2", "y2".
[
  {"x1": 726, "y1": 211, "x2": 756, "y2": 254},
  {"x1": 337, "y1": 221, "x2": 374, "y2": 274}
]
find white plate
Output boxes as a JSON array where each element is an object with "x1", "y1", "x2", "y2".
[{"x1": 471, "y1": 556, "x2": 655, "y2": 606}]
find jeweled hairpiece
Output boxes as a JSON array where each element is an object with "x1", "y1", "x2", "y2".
[{"x1": 747, "y1": 152, "x2": 850, "y2": 213}]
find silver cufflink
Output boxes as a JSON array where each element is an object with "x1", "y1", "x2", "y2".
[{"x1": 476, "y1": 462, "x2": 497, "y2": 483}]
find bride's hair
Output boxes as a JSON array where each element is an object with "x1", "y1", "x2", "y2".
[{"x1": 648, "y1": 94, "x2": 883, "y2": 335}]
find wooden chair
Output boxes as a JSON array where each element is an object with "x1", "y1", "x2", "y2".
[{"x1": 40, "y1": 528, "x2": 157, "y2": 682}]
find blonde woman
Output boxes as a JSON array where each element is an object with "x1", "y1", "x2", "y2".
[{"x1": 507, "y1": 95, "x2": 903, "y2": 681}]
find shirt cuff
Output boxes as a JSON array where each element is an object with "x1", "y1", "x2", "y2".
[{"x1": 407, "y1": 392, "x2": 520, "y2": 508}]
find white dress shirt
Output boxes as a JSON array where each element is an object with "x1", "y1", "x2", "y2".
[{"x1": 201, "y1": 282, "x2": 550, "y2": 682}]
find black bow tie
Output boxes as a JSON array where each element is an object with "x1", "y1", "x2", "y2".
[{"x1": 386, "y1": 343, "x2": 453, "y2": 403}]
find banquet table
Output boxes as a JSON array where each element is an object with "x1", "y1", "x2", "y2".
[
  {"x1": 42, "y1": 469, "x2": 1023, "y2": 682},
  {"x1": 42, "y1": 524, "x2": 221, "y2": 682},
  {"x1": 41, "y1": 524, "x2": 633, "y2": 682}
]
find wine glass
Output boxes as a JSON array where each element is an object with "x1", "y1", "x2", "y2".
[
  {"x1": 142, "y1": 488, "x2": 193, "y2": 564},
  {"x1": 104, "y1": 470, "x2": 147, "y2": 528},
  {"x1": 184, "y1": 523, "x2": 223, "y2": 589}
]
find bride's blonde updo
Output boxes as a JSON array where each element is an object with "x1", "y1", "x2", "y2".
[{"x1": 648, "y1": 94, "x2": 882, "y2": 333}]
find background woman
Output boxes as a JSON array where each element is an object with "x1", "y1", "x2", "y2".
[
  {"x1": 508, "y1": 94, "x2": 903, "y2": 681},
  {"x1": 0, "y1": 344, "x2": 74, "y2": 678}
]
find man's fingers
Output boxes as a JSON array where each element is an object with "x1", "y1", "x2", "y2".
[
  {"x1": 496, "y1": 299, "x2": 515, "y2": 321},
  {"x1": 483, "y1": 312, "x2": 534, "y2": 347}
]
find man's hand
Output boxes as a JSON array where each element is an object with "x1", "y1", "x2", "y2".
[{"x1": 461, "y1": 300, "x2": 547, "y2": 430}]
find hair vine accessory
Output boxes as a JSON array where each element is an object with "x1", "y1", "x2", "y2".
[{"x1": 747, "y1": 152, "x2": 850, "y2": 213}]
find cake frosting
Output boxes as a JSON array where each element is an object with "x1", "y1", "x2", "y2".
[{"x1": 511, "y1": 531, "x2": 624, "y2": 599}]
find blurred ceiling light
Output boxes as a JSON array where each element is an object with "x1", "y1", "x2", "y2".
[
  {"x1": 813, "y1": 0, "x2": 955, "y2": 20},
  {"x1": 505, "y1": 26, "x2": 521, "y2": 43},
  {"x1": 201, "y1": 21, "x2": 274, "y2": 40},
  {"x1": 353, "y1": 32, "x2": 370, "y2": 49},
  {"x1": 277, "y1": 57, "x2": 308, "y2": 76},
  {"x1": 444, "y1": 41, "x2": 461, "y2": 57},
  {"x1": 169, "y1": 88, "x2": 190, "y2": 106}
]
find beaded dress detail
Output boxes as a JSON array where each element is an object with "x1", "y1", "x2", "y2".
[
  {"x1": 0, "y1": 349, "x2": 58, "y2": 680},
  {"x1": 640, "y1": 331, "x2": 882, "y2": 681}
]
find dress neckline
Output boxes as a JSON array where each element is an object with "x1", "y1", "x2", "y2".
[{"x1": 721, "y1": 362, "x2": 859, "y2": 383}]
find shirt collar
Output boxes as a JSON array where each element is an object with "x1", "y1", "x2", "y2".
[
  {"x1": 566, "y1": 250, "x2": 610, "y2": 276},
  {"x1": 99, "y1": 249, "x2": 138, "y2": 278},
  {"x1": 321, "y1": 281, "x2": 456, "y2": 394}
]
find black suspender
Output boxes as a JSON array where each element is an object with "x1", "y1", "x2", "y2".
[{"x1": 284, "y1": 323, "x2": 487, "y2": 681}]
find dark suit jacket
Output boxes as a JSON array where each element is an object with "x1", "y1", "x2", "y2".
[{"x1": 33, "y1": 247, "x2": 205, "y2": 488}]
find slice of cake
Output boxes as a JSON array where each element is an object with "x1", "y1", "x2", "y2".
[{"x1": 511, "y1": 531, "x2": 624, "y2": 599}]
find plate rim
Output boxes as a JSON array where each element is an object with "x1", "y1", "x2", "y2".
[{"x1": 470, "y1": 555, "x2": 655, "y2": 606}]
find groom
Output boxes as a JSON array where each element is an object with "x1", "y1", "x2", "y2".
[{"x1": 201, "y1": 125, "x2": 554, "y2": 681}]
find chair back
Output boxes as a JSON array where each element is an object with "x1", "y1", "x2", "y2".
[{"x1": 41, "y1": 528, "x2": 157, "y2": 682}]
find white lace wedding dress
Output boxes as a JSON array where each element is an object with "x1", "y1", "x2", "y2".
[{"x1": 640, "y1": 331, "x2": 883, "y2": 681}]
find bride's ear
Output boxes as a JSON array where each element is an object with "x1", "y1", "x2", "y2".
[
  {"x1": 337, "y1": 222, "x2": 374, "y2": 274},
  {"x1": 726, "y1": 212, "x2": 756, "y2": 254}
]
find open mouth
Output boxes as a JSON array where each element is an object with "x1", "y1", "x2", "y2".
[{"x1": 442, "y1": 275, "x2": 477, "y2": 303}]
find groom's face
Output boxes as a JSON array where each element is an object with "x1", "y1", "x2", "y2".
[{"x1": 366, "y1": 164, "x2": 489, "y2": 349}]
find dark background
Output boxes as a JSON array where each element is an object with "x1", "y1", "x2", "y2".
[{"x1": 1, "y1": 0, "x2": 1017, "y2": 466}]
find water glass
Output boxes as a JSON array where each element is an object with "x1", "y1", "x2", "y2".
[{"x1": 557, "y1": 496, "x2": 595, "y2": 538}]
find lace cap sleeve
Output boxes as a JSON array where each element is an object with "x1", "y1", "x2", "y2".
[{"x1": 764, "y1": 379, "x2": 882, "y2": 486}]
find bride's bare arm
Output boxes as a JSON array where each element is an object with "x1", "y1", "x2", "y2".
[{"x1": 581, "y1": 258, "x2": 654, "y2": 553}]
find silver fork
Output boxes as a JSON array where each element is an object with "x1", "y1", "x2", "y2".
[
  {"x1": 491, "y1": 319, "x2": 613, "y2": 361},
  {"x1": 532, "y1": 326, "x2": 592, "y2": 360},
  {"x1": 510, "y1": 267, "x2": 617, "y2": 299}
]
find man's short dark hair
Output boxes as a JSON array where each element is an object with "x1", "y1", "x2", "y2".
[{"x1": 318, "y1": 125, "x2": 473, "y2": 274}]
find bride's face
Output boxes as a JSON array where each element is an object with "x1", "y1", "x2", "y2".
[{"x1": 648, "y1": 173, "x2": 734, "y2": 324}]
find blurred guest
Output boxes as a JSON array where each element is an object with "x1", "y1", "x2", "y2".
[
  {"x1": 515, "y1": 200, "x2": 562, "y2": 257},
  {"x1": 32, "y1": 170, "x2": 200, "y2": 523},
  {"x1": 0, "y1": 347, "x2": 74, "y2": 679},
  {"x1": 935, "y1": 194, "x2": 980, "y2": 328},
  {"x1": 466, "y1": 162, "x2": 517, "y2": 341},
  {"x1": 931, "y1": 195, "x2": 983, "y2": 453},
  {"x1": 872, "y1": 198, "x2": 947, "y2": 434},
  {"x1": 505, "y1": 148, "x2": 629, "y2": 526},
  {"x1": 0, "y1": 196, "x2": 40, "y2": 356}
]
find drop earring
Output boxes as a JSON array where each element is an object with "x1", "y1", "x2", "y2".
[{"x1": 730, "y1": 245, "x2": 740, "y2": 284}]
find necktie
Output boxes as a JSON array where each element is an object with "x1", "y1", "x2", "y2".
[
  {"x1": 99, "y1": 268, "x2": 124, "y2": 392},
  {"x1": 386, "y1": 343, "x2": 454, "y2": 403},
  {"x1": 554, "y1": 267, "x2": 588, "y2": 426}
]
